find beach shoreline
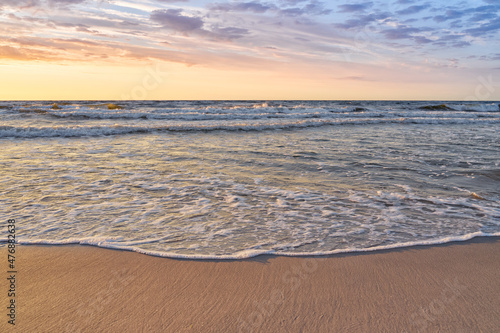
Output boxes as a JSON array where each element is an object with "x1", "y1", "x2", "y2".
[{"x1": 1, "y1": 236, "x2": 499, "y2": 332}]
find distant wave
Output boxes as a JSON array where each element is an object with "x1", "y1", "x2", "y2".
[
  {"x1": 2, "y1": 117, "x2": 500, "y2": 138},
  {"x1": 2, "y1": 101, "x2": 498, "y2": 111},
  {"x1": 1, "y1": 101, "x2": 499, "y2": 138},
  {"x1": 424, "y1": 103, "x2": 500, "y2": 112},
  {"x1": 10, "y1": 108, "x2": 500, "y2": 121}
]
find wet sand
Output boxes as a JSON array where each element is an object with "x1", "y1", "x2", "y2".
[{"x1": 2, "y1": 237, "x2": 499, "y2": 332}]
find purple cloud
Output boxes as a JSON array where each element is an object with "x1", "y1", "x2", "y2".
[
  {"x1": 434, "y1": 9, "x2": 463, "y2": 22},
  {"x1": 150, "y1": 9, "x2": 204, "y2": 32},
  {"x1": 209, "y1": 26, "x2": 249, "y2": 40},
  {"x1": 396, "y1": 5, "x2": 430, "y2": 15},
  {"x1": 382, "y1": 26, "x2": 424, "y2": 39},
  {"x1": 49, "y1": 0, "x2": 86, "y2": 4},
  {"x1": 465, "y1": 15, "x2": 500, "y2": 36},
  {"x1": 279, "y1": 0, "x2": 308, "y2": 4},
  {"x1": 0, "y1": 0, "x2": 86, "y2": 9},
  {"x1": 208, "y1": 1, "x2": 274, "y2": 13},
  {"x1": 0, "y1": 0, "x2": 39, "y2": 6},
  {"x1": 334, "y1": 12, "x2": 391, "y2": 30},
  {"x1": 337, "y1": 2, "x2": 373, "y2": 13},
  {"x1": 279, "y1": 1, "x2": 331, "y2": 17}
]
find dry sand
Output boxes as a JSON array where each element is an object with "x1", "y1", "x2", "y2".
[{"x1": 1, "y1": 237, "x2": 499, "y2": 332}]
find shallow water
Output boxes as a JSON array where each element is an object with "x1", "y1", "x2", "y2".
[{"x1": 1, "y1": 101, "x2": 499, "y2": 258}]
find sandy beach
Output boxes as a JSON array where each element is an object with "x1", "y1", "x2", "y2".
[
  {"x1": 2, "y1": 237, "x2": 499, "y2": 332},
  {"x1": 2, "y1": 0, "x2": 500, "y2": 331}
]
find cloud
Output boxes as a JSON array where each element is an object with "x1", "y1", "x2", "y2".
[
  {"x1": 396, "y1": 4, "x2": 430, "y2": 15},
  {"x1": 337, "y1": 75, "x2": 375, "y2": 81},
  {"x1": 479, "y1": 53, "x2": 500, "y2": 61},
  {"x1": 0, "y1": 0, "x2": 86, "y2": 7},
  {"x1": 49, "y1": 0, "x2": 86, "y2": 4},
  {"x1": 334, "y1": 12, "x2": 390, "y2": 30},
  {"x1": 413, "y1": 36, "x2": 432, "y2": 44},
  {"x1": 208, "y1": 1, "x2": 274, "y2": 13},
  {"x1": 382, "y1": 26, "x2": 423, "y2": 40},
  {"x1": 465, "y1": 15, "x2": 500, "y2": 36},
  {"x1": 0, "y1": 0, "x2": 499, "y2": 85},
  {"x1": 337, "y1": 2, "x2": 373, "y2": 13},
  {"x1": 300, "y1": 1, "x2": 332, "y2": 15},
  {"x1": 0, "y1": 45, "x2": 27, "y2": 60},
  {"x1": 437, "y1": 34, "x2": 461, "y2": 42},
  {"x1": 433, "y1": 9, "x2": 463, "y2": 22},
  {"x1": 208, "y1": 26, "x2": 249, "y2": 40},
  {"x1": 208, "y1": 1, "x2": 331, "y2": 16},
  {"x1": 0, "y1": 0, "x2": 39, "y2": 7},
  {"x1": 75, "y1": 24, "x2": 100, "y2": 34},
  {"x1": 149, "y1": 7, "x2": 253, "y2": 41},
  {"x1": 279, "y1": 0, "x2": 308, "y2": 4},
  {"x1": 150, "y1": 9, "x2": 204, "y2": 32},
  {"x1": 469, "y1": 12, "x2": 497, "y2": 22},
  {"x1": 450, "y1": 41, "x2": 470, "y2": 48},
  {"x1": 279, "y1": 2, "x2": 331, "y2": 17},
  {"x1": 0, "y1": 0, "x2": 86, "y2": 12},
  {"x1": 1, "y1": 36, "x2": 200, "y2": 64}
]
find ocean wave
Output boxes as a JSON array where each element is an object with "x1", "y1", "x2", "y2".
[
  {"x1": 4, "y1": 232, "x2": 499, "y2": 260},
  {"x1": 454, "y1": 103, "x2": 500, "y2": 112},
  {"x1": 2, "y1": 101, "x2": 499, "y2": 140},
  {"x1": 418, "y1": 104, "x2": 454, "y2": 111},
  {"x1": 17, "y1": 108, "x2": 500, "y2": 121},
  {"x1": 2, "y1": 101, "x2": 498, "y2": 127},
  {"x1": 2, "y1": 107, "x2": 499, "y2": 261},
  {"x1": 1, "y1": 165, "x2": 499, "y2": 259},
  {"x1": 2, "y1": 116, "x2": 500, "y2": 138}
]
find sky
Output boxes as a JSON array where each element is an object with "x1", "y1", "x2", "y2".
[{"x1": 0, "y1": 0, "x2": 499, "y2": 100}]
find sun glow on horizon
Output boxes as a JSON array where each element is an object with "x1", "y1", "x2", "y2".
[{"x1": 0, "y1": 0, "x2": 499, "y2": 101}]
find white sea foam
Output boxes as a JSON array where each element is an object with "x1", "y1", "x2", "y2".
[
  {"x1": 1, "y1": 100, "x2": 499, "y2": 260},
  {"x1": 2, "y1": 175, "x2": 499, "y2": 259},
  {"x1": 5, "y1": 232, "x2": 499, "y2": 259},
  {"x1": 1, "y1": 100, "x2": 499, "y2": 138},
  {"x1": 1, "y1": 116, "x2": 500, "y2": 138}
]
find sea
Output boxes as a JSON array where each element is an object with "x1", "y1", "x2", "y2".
[{"x1": 1, "y1": 100, "x2": 499, "y2": 259}]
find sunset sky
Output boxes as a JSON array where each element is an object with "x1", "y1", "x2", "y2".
[{"x1": 0, "y1": 0, "x2": 499, "y2": 100}]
